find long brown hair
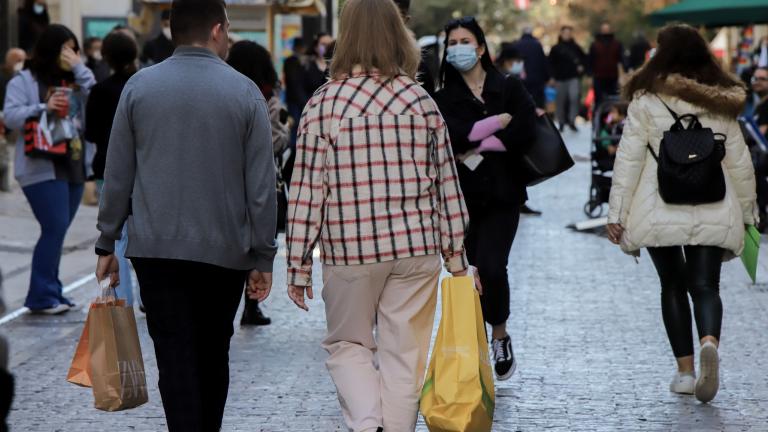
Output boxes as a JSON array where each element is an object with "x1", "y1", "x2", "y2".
[
  {"x1": 330, "y1": 0, "x2": 420, "y2": 80},
  {"x1": 623, "y1": 24, "x2": 743, "y2": 100}
]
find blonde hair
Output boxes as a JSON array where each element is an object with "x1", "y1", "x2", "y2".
[{"x1": 330, "y1": 0, "x2": 421, "y2": 80}]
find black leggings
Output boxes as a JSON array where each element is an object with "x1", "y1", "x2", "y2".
[
  {"x1": 647, "y1": 246, "x2": 724, "y2": 358},
  {"x1": 465, "y1": 206, "x2": 520, "y2": 326}
]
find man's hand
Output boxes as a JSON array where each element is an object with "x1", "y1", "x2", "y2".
[
  {"x1": 96, "y1": 254, "x2": 120, "y2": 287},
  {"x1": 247, "y1": 271, "x2": 273, "y2": 302},
  {"x1": 451, "y1": 265, "x2": 483, "y2": 295},
  {"x1": 288, "y1": 284, "x2": 313, "y2": 311}
]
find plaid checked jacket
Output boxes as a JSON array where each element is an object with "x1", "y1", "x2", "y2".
[{"x1": 286, "y1": 72, "x2": 470, "y2": 286}]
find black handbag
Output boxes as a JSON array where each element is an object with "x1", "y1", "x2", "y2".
[
  {"x1": 647, "y1": 97, "x2": 726, "y2": 205},
  {"x1": 521, "y1": 114, "x2": 575, "y2": 186}
]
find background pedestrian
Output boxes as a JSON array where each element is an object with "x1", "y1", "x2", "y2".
[
  {"x1": 3, "y1": 24, "x2": 95, "y2": 315},
  {"x1": 85, "y1": 30, "x2": 140, "y2": 306},
  {"x1": 549, "y1": 25, "x2": 586, "y2": 132},
  {"x1": 83, "y1": 37, "x2": 110, "y2": 82},
  {"x1": 95, "y1": 1, "x2": 277, "y2": 429},
  {"x1": 607, "y1": 24, "x2": 756, "y2": 404},
  {"x1": 286, "y1": 0, "x2": 471, "y2": 430},
  {"x1": 588, "y1": 22, "x2": 625, "y2": 111},
  {"x1": 228, "y1": 39, "x2": 292, "y2": 326},
  {"x1": 303, "y1": 32, "x2": 332, "y2": 97},
  {"x1": 435, "y1": 16, "x2": 537, "y2": 383},
  {"x1": 140, "y1": 9, "x2": 175, "y2": 66},
  {"x1": 513, "y1": 26, "x2": 550, "y2": 109},
  {"x1": 17, "y1": 0, "x2": 50, "y2": 54}
]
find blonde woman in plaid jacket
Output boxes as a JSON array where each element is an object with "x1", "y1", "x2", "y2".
[{"x1": 285, "y1": 0, "x2": 474, "y2": 430}]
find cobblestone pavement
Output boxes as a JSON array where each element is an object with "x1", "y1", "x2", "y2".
[{"x1": 4, "y1": 126, "x2": 768, "y2": 431}]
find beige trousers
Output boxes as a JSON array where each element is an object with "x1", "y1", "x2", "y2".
[{"x1": 321, "y1": 255, "x2": 441, "y2": 432}]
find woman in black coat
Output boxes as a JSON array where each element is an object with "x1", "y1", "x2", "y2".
[{"x1": 434, "y1": 16, "x2": 537, "y2": 382}]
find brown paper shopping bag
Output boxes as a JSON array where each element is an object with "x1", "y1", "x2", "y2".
[
  {"x1": 66, "y1": 307, "x2": 93, "y2": 387},
  {"x1": 88, "y1": 300, "x2": 149, "y2": 411},
  {"x1": 68, "y1": 281, "x2": 148, "y2": 411}
]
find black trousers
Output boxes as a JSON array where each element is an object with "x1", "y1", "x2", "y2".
[
  {"x1": 132, "y1": 258, "x2": 246, "y2": 432},
  {"x1": 593, "y1": 78, "x2": 618, "y2": 111},
  {"x1": 465, "y1": 206, "x2": 520, "y2": 326},
  {"x1": 647, "y1": 246, "x2": 724, "y2": 358}
]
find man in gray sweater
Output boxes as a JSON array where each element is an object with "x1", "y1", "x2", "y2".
[{"x1": 95, "y1": 1, "x2": 277, "y2": 430}]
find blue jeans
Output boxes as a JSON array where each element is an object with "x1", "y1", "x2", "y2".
[
  {"x1": 22, "y1": 180, "x2": 84, "y2": 310},
  {"x1": 95, "y1": 181, "x2": 136, "y2": 306}
]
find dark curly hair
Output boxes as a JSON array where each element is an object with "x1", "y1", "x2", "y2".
[
  {"x1": 227, "y1": 40, "x2": 279, "y2": 98},
  {"x1": 623, "y1": 24, "x2": 743, "y2": 100}
]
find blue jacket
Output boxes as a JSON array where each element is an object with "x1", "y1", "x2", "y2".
[
  {"x1": 3, "y1": 63, "x2": 95, "y2": 187},
  {"x1": 513, "y1": 34, "x2": 550, "y2": 87}
]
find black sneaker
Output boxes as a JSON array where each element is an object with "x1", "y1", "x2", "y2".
[
  {"x1": 568, "y1": 123, "x2": 579, "y2": 132},
  {"x1": 240, "y1": 297, "x2": 272, "y2": 326},
  {"x1": 491, "y1": 335, "x2": 516, "y2": 381}
]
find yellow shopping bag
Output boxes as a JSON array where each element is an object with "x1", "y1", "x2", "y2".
[{"x1": 420, "y1": 276, "x2": 495, "y2": 431}]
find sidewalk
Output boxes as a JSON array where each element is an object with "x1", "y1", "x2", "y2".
[{"x1": 4, "y1": 126, "x2": 768, "y2": 431}]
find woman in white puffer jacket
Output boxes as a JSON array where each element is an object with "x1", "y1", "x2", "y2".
[{"x1": 607, "y1": 25, "x2": 757, "y2": 404}]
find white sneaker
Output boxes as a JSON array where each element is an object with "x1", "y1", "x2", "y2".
[
  {"x1": 33, "y1": 304, "x2": 70, "y2": 315},
  {"x1": 695, "y1": 342, "x2": 720, "y2": 403},
  {"x1": 669, "y1": 371, "x2": 695, "y2": 395}
]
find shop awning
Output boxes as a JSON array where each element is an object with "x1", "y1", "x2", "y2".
[{"x1": 649, "y1": 0, "x2": 768, "y2": 28}]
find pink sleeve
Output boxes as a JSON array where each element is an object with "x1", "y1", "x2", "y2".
[
  {"x1": 468, "y1": 116, "x2": 502, "y2": 141},
  {"x1": 477, "y1": 136, "x2": 507, "y2": 153}
]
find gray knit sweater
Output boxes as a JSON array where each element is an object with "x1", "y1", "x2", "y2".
[{"x1": 96, "y1": 47, "x2": 277, "y2": 271}]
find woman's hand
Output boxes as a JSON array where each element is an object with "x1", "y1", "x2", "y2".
[
  {"x1": 606, "y1": 223, "x2": 624, "y2": 245},
  {"x1": 46, "y1": 90, "x2": 69, "y2": 112},
  {"x1": 60, "y1": 45, "x2": 81, "y2": 69},
  {"x1": 451, "y1": 266, "x2": 483, "y2": 295},
  {"x1": 498, "y1": 113, "x2": 513, "y2": 129},
  {"x1": 288, "y1": 284, "x2": 313, "y2": 311}
]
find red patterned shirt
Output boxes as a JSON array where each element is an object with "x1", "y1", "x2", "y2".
[{"x1": 286, "y1": 72, "x2": 469, "y2": 286}]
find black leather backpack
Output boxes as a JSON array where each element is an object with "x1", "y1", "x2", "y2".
[{"x1": 647, "y1": 97, "x2": 726, "y2": 205}]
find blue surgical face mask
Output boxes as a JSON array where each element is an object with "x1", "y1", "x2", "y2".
[
  {"x1": 33, "y1": 3, "x2": 45, "y2": 14},
  {"x1": 446, "y1": 44, "x2": 479, "y2": 72},
  {"x1": 508, "y1": 61, "x2": 524, "y2": 76}
]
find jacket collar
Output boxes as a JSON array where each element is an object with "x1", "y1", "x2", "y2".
[
  {"x1": 172, "y1": 46, "x2": 225, "y2": 63},
  {"x1": 653, "y1": 74, "x2": 746, "y2": 118},
  {"x1": 442, "y1": 68, "x2": 505, "y2": 102}
]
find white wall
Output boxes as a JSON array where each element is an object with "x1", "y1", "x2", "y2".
[{"x1": 48, "y1": 0, "x2": 133, "y2": 41}]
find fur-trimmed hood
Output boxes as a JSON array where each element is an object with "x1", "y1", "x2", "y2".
[{"x1": 652, "y1": 74, "x2": 746, "y2": 118}]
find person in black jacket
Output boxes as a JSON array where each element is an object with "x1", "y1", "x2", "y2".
[
  {"x1": 628, "y1": 31, "x2": 652, "y2": 72},
  {"x1": 85, "y1": 30, "x2": 140, "y2": 307},
  {"x1": 588, "y1": 22, "x2": 625, "y2": 111},
  {"x1": 512, "y1": 27, "x2": 550, "y2": 109},
  {"x1": 548, "y1": 25, "x2": 586, "y2": 132},
  {"x1": 17, "y1": 0, "x2": 50, "y2": 53},
  {"x1": 303, "y1": 33, "x2": 333, "y2": 97},
  {"x1": 434, "y1": 16, "x2": 537, "y2": 382},
  {"x1": 141, "y1": 10, "x2": 175, "y2": 66}
]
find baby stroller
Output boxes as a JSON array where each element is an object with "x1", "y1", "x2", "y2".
[{"x1": 584, "y1": 97, "x2": 623, "y2": 218}]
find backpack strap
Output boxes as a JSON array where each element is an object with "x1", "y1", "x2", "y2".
[
  {"x1": 656, "y1": 95, "x2": 680, "y2": 121},
  {"x1": 647, "y1": 144, "x2": 659, "y2": 162}
]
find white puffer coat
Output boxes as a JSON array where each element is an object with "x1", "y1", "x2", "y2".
[{"x1": 608, "y1": 74, "x2": 757, "y2": 260}]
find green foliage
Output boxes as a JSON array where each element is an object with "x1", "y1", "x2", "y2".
[
  {"x1": 568, "y1": 0, "x2": 654, "y2": 44},
  {"x1": 410, "y1": 0, "x2": 479, "y2": 37}
]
